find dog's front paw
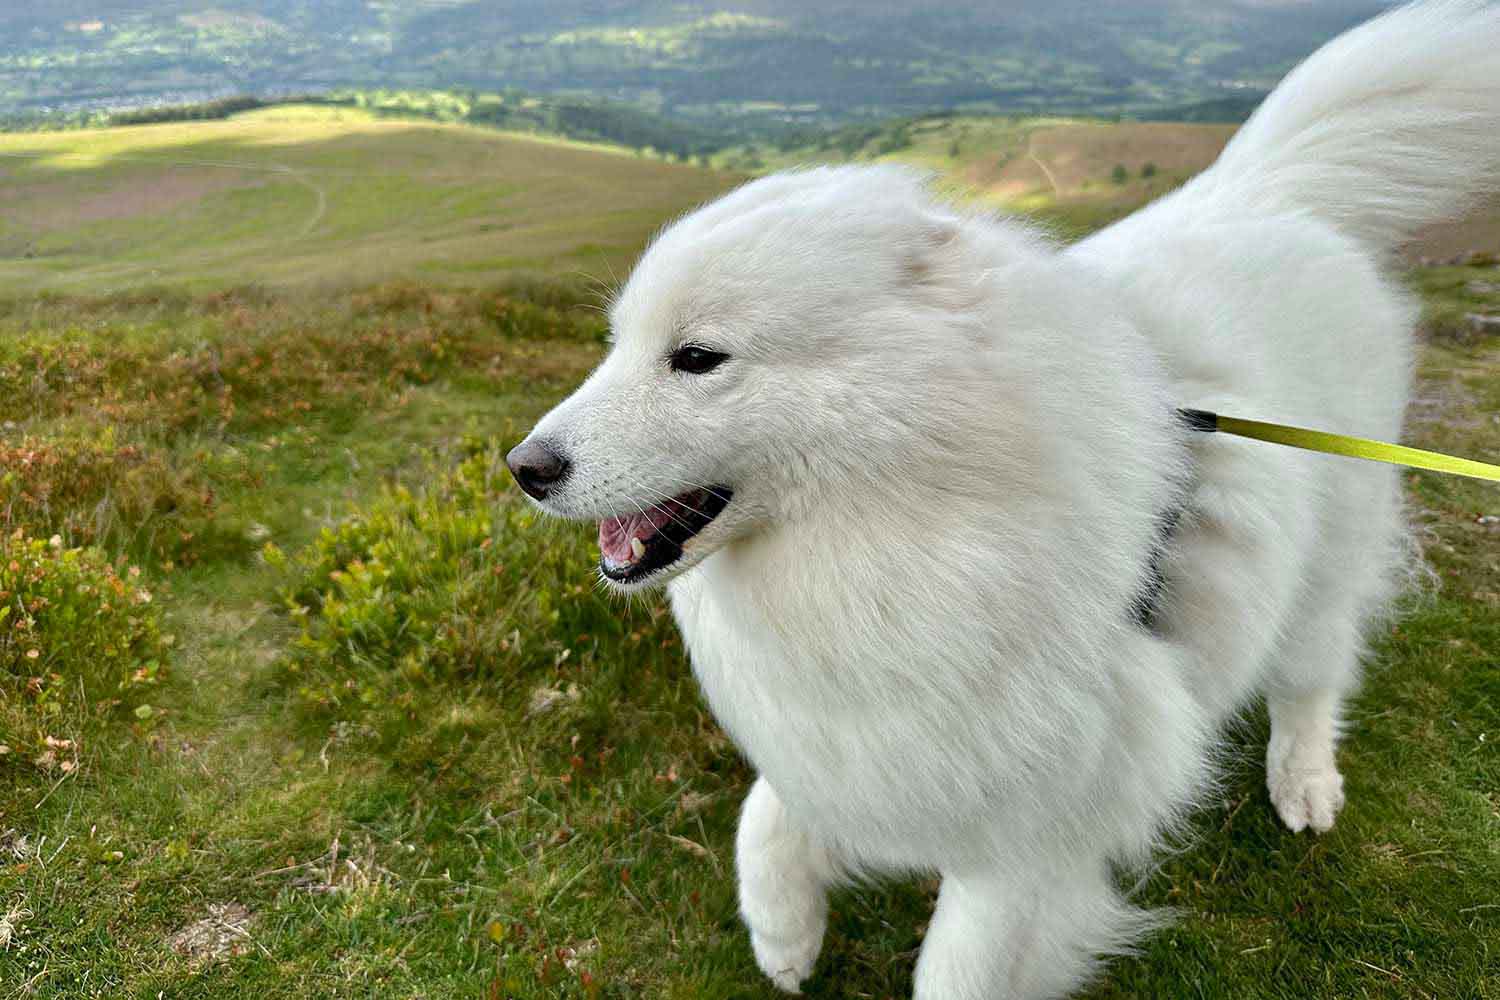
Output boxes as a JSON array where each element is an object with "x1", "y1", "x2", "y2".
[
  {"x1": 751, "y1": 926, "x2": 822, "y2": 993},
  {"x1": 737, "y1": 779, "x2": 832, "y2": 992},
  {"x1": 1268, "y1": 760, "x2": 1345, "y2": 833}
]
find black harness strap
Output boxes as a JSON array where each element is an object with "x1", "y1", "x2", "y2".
[
  {"x1": 1128, "y1": 501, "x2": 1184, "y2": 633},
  {"x1": 1128, "y1": 408, "x2": 1212, "y2": 632}
]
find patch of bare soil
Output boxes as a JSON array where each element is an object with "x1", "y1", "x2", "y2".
[
  {"x1": 984, "y1": 122, "x2": 1235, "y2": 200},
  {"x1": 974, "y1": 124, "x2": 1500, "y2": 264},
  {"x1": 1410, "y1": 197, "x2": 1500, "y2": 263},
  {"x1": 1032, "y1": 122, "x2": 1235, "y2": 192}
]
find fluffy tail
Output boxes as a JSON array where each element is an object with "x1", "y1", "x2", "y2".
[{"x1": 1200, "y1": 0, "x2": 1500, "y2": 250}]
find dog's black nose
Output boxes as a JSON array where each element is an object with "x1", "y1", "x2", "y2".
[{"x1": 507, "y1": 439, "x2": 570, "y2": 500}]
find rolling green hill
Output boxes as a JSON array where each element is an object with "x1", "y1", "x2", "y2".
[
  {"x1": 712, "y1": 114, "x2": 1237, "y2": 236},
  {"x1": 0, "y1": 105, "x2": 739, "y2": 295},
  {"x1": 3, "y1": 106, "x2": 1495, "y2": 303},
  {"x1": 719, "y1": 112, "x2": 1500, "y2": 254}
]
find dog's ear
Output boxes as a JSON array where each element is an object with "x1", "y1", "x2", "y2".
[
  {"x1": 902, "y1": 212, "x2": 990, "y2": 317},
  {"x1": 901, "y1": 212, "x2": 962, "y2": 287}
]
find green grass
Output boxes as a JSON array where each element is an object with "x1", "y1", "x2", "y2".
[
  {"x1": 0, "y1": 106, "x2": 739, "y2": 296},
  {"x1": 0, "y1": 118, "x2": 1496, "y2": 999}
]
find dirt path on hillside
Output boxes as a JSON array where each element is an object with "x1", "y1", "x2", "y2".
[
  {"x1": 279, "y1": 164, "x2": 327, "y2": 240},
  {"x1": 1025, "y1": 133, "x2": 1062, "y2": 197}
]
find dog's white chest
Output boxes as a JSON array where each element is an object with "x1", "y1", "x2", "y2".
[{"x1": 666, "y1": 563, "x2": 1024, "y2": 865}]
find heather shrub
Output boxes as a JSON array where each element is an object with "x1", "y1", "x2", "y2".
[
  {"x1": 273, "y1": 437, "x2": 620, "y2": 723},
  {"x1": 0, "y1": 531, "x2": 167, "y2": 752},
  {"x1": 0, "y1": 283, "x2": 605, "y2": 435},
  {"x1": 0, "y1": 430, "x2": 219, "y2": 563}
]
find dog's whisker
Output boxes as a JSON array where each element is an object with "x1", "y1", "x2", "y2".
[
  {"x1": 655, "y1": 475, "x2": 733, "y2": 505},
  {"x1": 625, "y1": 480, "x2": 700, "y2": 532},
  {"x1": 632, "y1": 482, "x2": 708, "y2": 522}
]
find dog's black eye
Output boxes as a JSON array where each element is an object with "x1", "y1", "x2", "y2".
[{"x1": 669, "y1": 344, "x2": 729, "y2": 374}]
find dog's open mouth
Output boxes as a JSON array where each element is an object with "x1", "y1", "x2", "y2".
[{"x1": 598, "y1": 487, "x2": 732, "y2": 583}]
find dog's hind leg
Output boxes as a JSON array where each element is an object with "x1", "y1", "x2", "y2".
[
  {"x1": 737, "y1": 777, "x2": 841, "y2": 993},
  {"x1": 912, "y1": 858, "x2": 1152, "y2": 1000},
  {"x1": 1266, "y1": 681, "x2": 1348, "y2": 834},
  {"x1": 1264, "y1": 585, "x2": 1365, "y2": 833},
  {"x1": 1264, "y1": 470, "x2": 1403, "y2": 834}
]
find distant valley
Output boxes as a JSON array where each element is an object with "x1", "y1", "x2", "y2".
[{"x1": 2, "y1": 1, "x2": 1392, "y2": 135}]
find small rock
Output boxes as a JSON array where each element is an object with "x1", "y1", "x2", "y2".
[{"x1": 1467, "y1": 281, "x2": 1500, "y2": 295}]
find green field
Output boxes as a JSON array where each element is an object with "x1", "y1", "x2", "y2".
[
  {"x1": 0, "y1": 106, "x2": 738, "y2": 295},
  {"x1": 0, "y1": 113, "x2": 1496, "y2": 998}
]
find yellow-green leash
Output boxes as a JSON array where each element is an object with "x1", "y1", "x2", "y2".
[{"x1": 1177, "y1": 409, "x2": 1500, "y2": 483}]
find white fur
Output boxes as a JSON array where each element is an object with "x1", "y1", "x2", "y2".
[{"x1": 516, "y1": 3, "x2": 1500, "y2": 995}]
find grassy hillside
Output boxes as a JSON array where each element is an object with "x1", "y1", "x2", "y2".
[
  {"x1": 721, "y1": 112, "x2": 1500, "y2": 253},
  {"x1": 0, "y1": 105, "x2": 738, "y2": 295},
  {"x1": 0, "y1": 112, "x2": 1496, "y2": 997},
  {"x1": 715, "y1": 115, "x2": 1235, "y2": 237}
]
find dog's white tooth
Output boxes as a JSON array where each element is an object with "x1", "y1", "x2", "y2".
[{"x1": 630, "y1": 537, "x2": 646, "y2": 559}]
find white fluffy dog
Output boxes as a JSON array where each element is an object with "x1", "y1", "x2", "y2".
[{"x1": 507, "y1": 3, "x2": 1500, "y2": 995}]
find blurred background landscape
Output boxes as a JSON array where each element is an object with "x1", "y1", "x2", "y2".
[
  {"x1": 0, "y1": 3, "x2": 1495, "y2": 998},
  {"x1": 0, "y1": 1, "x2": 1398, "y2": 130}
]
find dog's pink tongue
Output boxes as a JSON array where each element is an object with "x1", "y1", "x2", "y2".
[
  {"x1": 598, "y1": 515, "x2": 638, "y2": 565},
  {"x1": 598, "y1": 507, "x2": 672, "y2": 565}
]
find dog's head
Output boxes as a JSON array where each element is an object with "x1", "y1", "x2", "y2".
[{"x1": 509, "y1": 166, "x2": 1035, "y2": 592}]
